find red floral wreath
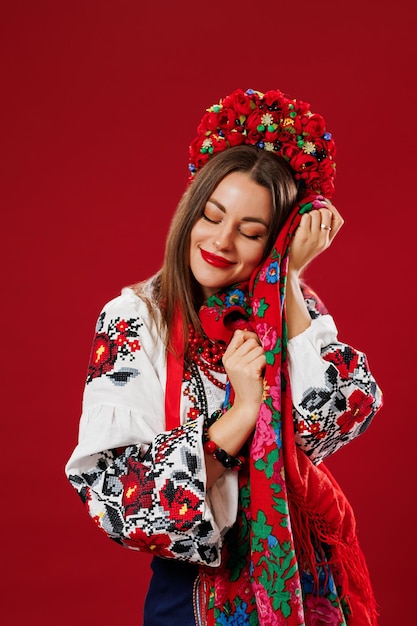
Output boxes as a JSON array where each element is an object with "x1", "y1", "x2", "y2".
[{"x1": 188, "y1": 88, "x2": 336, "y2": 198}]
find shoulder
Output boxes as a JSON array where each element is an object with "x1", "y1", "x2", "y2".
[
  {"x1": 98, "y1": 279, "x2": 159, "y2": 324},
  {"x1": 86, "y1": 280, "x2": 165, "y2": 388},
  {"x1": 94, "y1": 279, "x2": 163, "y2": 352}
]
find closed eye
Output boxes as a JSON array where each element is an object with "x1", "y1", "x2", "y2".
[
  {"x1": 202, "y1": 212, "x2": 220, "y2": 224},
  {"x1": 240, "y1": 231, "x2": 262, "y2": 240}
]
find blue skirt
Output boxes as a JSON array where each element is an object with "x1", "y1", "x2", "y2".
[{"x1": 143, "y1": 557, "x2": 198, "y2": 626}]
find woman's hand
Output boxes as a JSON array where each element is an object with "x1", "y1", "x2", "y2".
[
  {"x1": 205, "y1": 329, "x2": 265, "y2": 487},
  {"x1": 222, "y1": 329, "x2": 266, "y2": 419},
  {"x1": 289, "y1": 199, "x2": 344, "y2": 276},
  {"x1": 285, "y1": 199, "x2": 343, "y2": 340}
]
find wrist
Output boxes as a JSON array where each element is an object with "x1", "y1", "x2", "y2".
[
  {"x1": 287, "y1": 264, "x2": 302, "y2": 281},
  {"x1": 231, "y1": 399, "x2": 262, "y2": 423}
]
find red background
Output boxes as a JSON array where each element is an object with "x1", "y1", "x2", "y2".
[{"x1": 2, "y1": 1, "x2": 415, "y2": 624}]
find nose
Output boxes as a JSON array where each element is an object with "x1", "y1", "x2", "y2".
[{"x1": 213, "y1": 228, "x2": 234, "y2": 251}]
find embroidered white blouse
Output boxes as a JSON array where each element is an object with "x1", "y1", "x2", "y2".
[{"x1": 65, "y1": 285, "x2": 382, "y2": 567}]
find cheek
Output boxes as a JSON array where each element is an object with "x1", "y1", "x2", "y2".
[
  {"x1": 190, "y1": 222, "x2": 204, "y2": 245},
  {"x1": 245, "y1": 245, "x2": 267, "y2": 269}
]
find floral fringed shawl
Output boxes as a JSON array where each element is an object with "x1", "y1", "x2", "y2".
[{"x1": 193, "y1": 198, "x2": 378, "y2": 626}]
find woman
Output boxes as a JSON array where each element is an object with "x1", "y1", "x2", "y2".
[{"x1": 66, "y1": 88, "x2": 382, "y2": 625}]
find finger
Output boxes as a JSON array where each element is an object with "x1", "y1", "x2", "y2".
[
  {"x1": 324, "y1": 202, "x2": 344, "y2": 241},
  {"x1": 312, "y1": 198, "x2": 343, "y2": 228},
  {"x1": 297, "y1": 212, "x2": 312, "y2": 233},
  {"x1": 223, "y1": 331, "x2": 245, "y2": 359},
  {"x1": 318, "y1": 208, "x2": 333, "y2": 234},
  {"x1": 224, "y1": 330, "x2": 259, "y2": 360},
  {"x1": 309, "y1": 209, "x2": 331, "y2": 234},
  {"x1": 232, "y1": 339, "x2": 264, "y2": 360}
]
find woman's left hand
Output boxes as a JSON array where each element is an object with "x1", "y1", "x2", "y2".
[{"x1": 289, "y1": 199, "x2": 344, "y2": 275}]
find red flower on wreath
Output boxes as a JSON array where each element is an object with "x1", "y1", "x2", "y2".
[
  {"x1": 88, "y1": 332, "x2": 118, "y2": 380},
  {"x1": 337, "y1": 389, "x2": 374, "y2": 434},
  {"x1": 160, "y1": 479, "x2": 202, "y2": 530},
  {"x1": 188, "y1": 88, "x2": 336, "y2": 199},
  {"x1": 222, "y1": 88, "x2": 255, "y2": 116}
]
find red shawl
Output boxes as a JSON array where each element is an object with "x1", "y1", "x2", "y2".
[{"x1": 167, "y1": 198, "x2": 378, "y2": 625}]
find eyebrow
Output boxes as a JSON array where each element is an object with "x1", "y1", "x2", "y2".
[{"x1": 207, "y1": 197, "x2": 270, "y2": 228}]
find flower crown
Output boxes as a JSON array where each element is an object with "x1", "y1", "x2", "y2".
[{"x1": 188, "y1": 88, "x2": 336, "y2": 198}]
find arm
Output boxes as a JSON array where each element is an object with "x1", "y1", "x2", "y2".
[
  {"x1": 286, "y1": 199, "x2": 343, "y2": 339},
  {"x1": 66, "y1": 289, "x2": 225, "y2": 566},
  {"x1": 286, "y1": 201, "x2": 382, "y2": 464}
]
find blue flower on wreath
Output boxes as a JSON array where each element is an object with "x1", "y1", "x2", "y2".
[
  {"x1": 265, "y1": 261, "x2": 279, "y2": 284},
  {"x1": 226, "y1": 288, "x2": 245, "y2": 307}
]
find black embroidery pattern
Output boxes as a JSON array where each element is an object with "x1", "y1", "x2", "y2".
[{"x1": 68, "y1": 420, "x2": 220, "y2": 565}]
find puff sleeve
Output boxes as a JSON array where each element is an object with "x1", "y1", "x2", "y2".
[
  {"x1": 65, "y1": 288, "x2": 228, "y2": 566},
  {"x1": 287, "y1": 284, "x2": 383, "y2": 464}
]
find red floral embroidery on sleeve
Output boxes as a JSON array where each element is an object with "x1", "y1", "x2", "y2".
[
  {"x1": 336, "y1": 389, "x2": 375, "y2": 434},
  {"x1": 87, "y1": 314, "x2": 143, "y2": 384}
]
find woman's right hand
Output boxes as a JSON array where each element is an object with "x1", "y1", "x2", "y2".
[
  {"x1": 222, "y1": 329, "x2": 266, "y2": 422},
  {"x1": 205, "y1": 329, "x2": 265, "y2": 487}
]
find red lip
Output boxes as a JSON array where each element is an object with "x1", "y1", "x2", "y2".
[{"x1": 200, "y1": 248, "x2": 236, "y2": 268}]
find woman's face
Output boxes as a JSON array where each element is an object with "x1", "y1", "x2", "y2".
[{"x1": 189, "y1": 171, "x2": 273, "y2": 299}]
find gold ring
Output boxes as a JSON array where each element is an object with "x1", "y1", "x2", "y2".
[{"x1": 320, "y1": 224, "x2": 331, "y2": 231}]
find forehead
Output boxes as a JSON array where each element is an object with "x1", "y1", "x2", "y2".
[{"x1": 210, "y1": 172, "x2": 272, "y2": 218}]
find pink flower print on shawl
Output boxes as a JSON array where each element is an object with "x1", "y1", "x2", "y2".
[
  {"x1": 256, "y1": 322, "x2": 278, "y2": 352},
  {"x1": 252, "y1": 403, "x2": 276, "y2": 461}
]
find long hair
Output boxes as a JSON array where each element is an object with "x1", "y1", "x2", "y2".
[{"x1": 143, "y1": 145, "x2": 299, "y2": 352}]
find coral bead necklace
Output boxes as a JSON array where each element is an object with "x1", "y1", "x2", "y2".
[{"x1": 187, "y1": 325, "x2": 227, "y2": 390}]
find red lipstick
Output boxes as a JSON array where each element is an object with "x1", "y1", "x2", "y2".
[{"x1": 200, "y1": 248, "x2": 236, "y2": 268}]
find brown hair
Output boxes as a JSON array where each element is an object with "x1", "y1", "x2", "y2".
[{"x1": 140, "y1": 145, "x2": 299, "y2": 352}]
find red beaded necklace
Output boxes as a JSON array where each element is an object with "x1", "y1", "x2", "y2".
[{"x1": 187, "y1": 324, "x2": 227, "y2": 390}]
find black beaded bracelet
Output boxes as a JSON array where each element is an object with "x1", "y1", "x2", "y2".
[
  {"x1": 202, "y1": 422, "x2": 245, "y2": 472},
  {"x1": 205, "y1": 409, "x2": 223, "y2": 428}
]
